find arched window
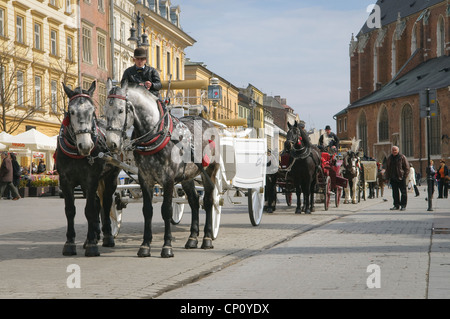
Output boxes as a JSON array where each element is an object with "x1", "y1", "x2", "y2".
[
  {"x1": 437, "y1": 16, "x2": 445, "y2": 57},
  {"x1": 430, "y1": 103, "x2": 441, "y2": 155},
  {"x1": 378, "y1": 106, "x2": 389, "y2": 142},
  {"x1": 358, "y1": 111, "x2": 368, "y2": 155},
  {"x1": 401, "y1": 104, "x2": 413, "y2": 157},
  {"x1": 411, "y1": 23, "x2": 418, "y2": 54}
]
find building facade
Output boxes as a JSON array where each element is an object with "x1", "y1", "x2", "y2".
[
  {"x1": 184, "y1": 60, "x2": 239, "y2": 122},
  {"x1": 336, "y1": 0, "x2": 450, "y2": 174},
  {"x1": 0, "y1": 0, "x2": 78, "y2": 136}
]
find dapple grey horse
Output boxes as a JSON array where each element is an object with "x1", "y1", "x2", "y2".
[{"x1": 103, "y1": 79, "x2": 220, "y2": 258}]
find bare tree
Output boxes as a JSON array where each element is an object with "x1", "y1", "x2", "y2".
[{"x1": 0, "y1": 42, "x2": 72, "y2": 134}]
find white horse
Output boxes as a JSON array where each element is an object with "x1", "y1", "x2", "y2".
[{"x1": 340, "y1": 138, "x2": 361, "y2": 204}]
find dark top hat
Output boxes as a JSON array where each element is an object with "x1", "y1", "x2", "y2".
[{"x1": 325, "y1": 125, "x2": 331, "y2": 130}]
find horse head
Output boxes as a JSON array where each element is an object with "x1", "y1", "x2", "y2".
[
  {"x1": 285, "y1": 121, "x2": 307, "y2": 152},
  {"x1": 104, "y1": 79, "x2": 135, "y2": 152},
  {"x1": 344, "y1": 150, "x2": 359, "y2": 176},
  {"x1": 62, "y1": 81, "x2": 97, "y2": 156}
]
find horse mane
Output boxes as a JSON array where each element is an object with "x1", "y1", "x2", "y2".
[{"x1": 299, "y1": 127, "x2": 312, "y2": 148}]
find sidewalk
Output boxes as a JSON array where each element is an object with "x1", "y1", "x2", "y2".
[{"x1": 157, "y1": 192, "x2": 450, "y2": 299}]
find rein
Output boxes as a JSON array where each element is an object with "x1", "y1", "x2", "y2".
[
  {"x1": 106, "y1": 91, "x2": 130, "y2": 139},
  {"x1": 107, "y1": 90, "x2": 174, "y2": 156}
]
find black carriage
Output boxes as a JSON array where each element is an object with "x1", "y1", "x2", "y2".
[{"x1": 270, "y1": 150, "x2": 347, "y2": 211}]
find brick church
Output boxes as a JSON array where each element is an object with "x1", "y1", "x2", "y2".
[{"x1": 335, "y1": 0, "x2": 450, "y2": 175}]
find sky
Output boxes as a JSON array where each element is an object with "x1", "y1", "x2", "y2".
[{"x1": 178, "y1": 0, "x2": 376, "y2": 131}]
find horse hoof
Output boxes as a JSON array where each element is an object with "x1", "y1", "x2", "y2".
[
  {"x1": 185, "y1": 238, "x2": 198, "y2": 249},
  {"x1": 295, "y1": 208, "x2": 302, "y2": 214},
  {"x1": 305, "y1": 209, "x2": 311, "y2": 214},
  {"x1": 311, "y1": 207, "x2": 315, "y2": 212},
  {"x1": 137, "y1": 246, "x2": 151, "y2": 257},
  {"x1": 102, "y1": 236, "x2": 115, "y2": 247},
  {"x1": 201, "y1": 238, "x2": 214, "y2": 249},
  {"x1": 62, "y1": 243, "x2": 77, "y2": 256},
  {"x1": 161, "y1": 246, "x2": 174, "y2": 258},
  {"x1": 84, "y1": 244, "x2": 100, "y2": 257},
  {"x1": 266, "y1": 207, "x2": 273, "y2": 214}
]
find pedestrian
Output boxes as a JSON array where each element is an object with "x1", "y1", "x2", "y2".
[
  {"x1": 425, "y1": 160, "x2": 436, "y2": 201},
  {"x1": 436, "y1": 159, "x2": 449, "y2": 199},
  {"x1": 384, "y1": 146, "x2": 409, "y2": 211},
  {"x1": 7, "y1": 153, "x2": 21, "y2": 199},
  {"x1": 407, "y1": 163, "x2": 420, "y2": 197},
  {"x1": 31, "y1": 162, "x2": 37, "y2": 174},
  {"x1": 0, "y1": 151, "x2": 21, "y2": 200},
  {"x1": 121, "y1": 47, "x2": 162, "y2": 97},
  {"x1": 37, "y1": 159, "x2": 46, "y2": 174}
]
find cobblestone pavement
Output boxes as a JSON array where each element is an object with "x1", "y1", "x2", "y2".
[{"x1": 0, "y1": 190, "x2": 449, "y2": 299}]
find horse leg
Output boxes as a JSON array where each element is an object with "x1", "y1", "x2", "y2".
[
  {"x1": 84, "y1": 188, "x2": 101, "y2": 257},
  {"x1": 137, "y1": 183, "x2": 154, "y2": 257},
  {"x1": 310, "y1": 177, "x2": 316, "y2": 213},
  {"x1": 344, "y1": 182, "x2": 351, "y2": 204},
  {"x1": 295, "y1": 185, "x2": 302, "y2": 214},
  {"x1": 182, "y1": 180, "x2": 200, "y2": 249},
  {"x1": 99, "y1": 173, "x2": 118, "y2": 247},
  {"x1": 352, "y1": 177, "x2": 358, "y2": 204},
  {"x1": 61, "y1": 182, "x2": 77, "y2": 256},
  {"x1": 303, "y1": 182, "x2": 311, "y2": 214},
  {"x1": 161, "y1": 182, "x2": 175, "y2": 258}
]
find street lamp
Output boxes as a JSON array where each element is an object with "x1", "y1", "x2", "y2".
[{"x1": 128, "y1": 11, "x2": 150, "y2": 48}]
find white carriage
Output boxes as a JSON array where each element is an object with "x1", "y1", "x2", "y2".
[{"x1": 106, "y1": 106, "x2": 267, "y2": 239}]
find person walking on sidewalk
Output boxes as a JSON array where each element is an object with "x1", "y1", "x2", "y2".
[
  {"x1": 407, "y1": 163, "x2": 420, "y2": 197},
  {"x1": 0, "y1": 152, "x2": 20, "y2": 200},
  {"x1": 385, "y1": 146, "x2": 409, "y2": 211},
  {"x1": 436, "y1": 159, "x2": 449, "y2": 199}
]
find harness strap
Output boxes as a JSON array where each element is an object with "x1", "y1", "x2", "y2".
[
  {"x1": 134, "y1": 100, "x2": 174, "y2": 156},
  {"x1": 69, "y1": 93, "x2": 92, "y2": 102}
]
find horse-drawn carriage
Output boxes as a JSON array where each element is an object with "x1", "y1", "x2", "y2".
[
  {"x1": 267, "y1": 122, "x2": 348, "y2": 214},
  {"x1": 107, "y1": 128, "x2": 268, "y2": 239}
]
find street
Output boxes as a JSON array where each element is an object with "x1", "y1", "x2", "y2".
[{"x1": 0, "y1": 190, "x2": 449, "y2": 301}]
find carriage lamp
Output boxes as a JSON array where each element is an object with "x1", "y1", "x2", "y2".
[{"x1": 128, "y1": 11, "x2": 150, "y2": 48}]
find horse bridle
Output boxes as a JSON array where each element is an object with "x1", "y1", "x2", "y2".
[
  {"x1": 67, "y1": 93, "x2": 98, "y2": 136},
  {"x1": 105, "y1": 90, "x2": 132, "y2": 139},
  {"x1": 344, "y1": 151, "x2": 360, "y2": 171},
  {"x1": 286, "y1": 128, "x2": 311, "y2": 159}
]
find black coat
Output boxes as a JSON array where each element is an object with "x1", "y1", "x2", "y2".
[{"x1": 121, "y1": 65, "x2": 162, "y2": 97}]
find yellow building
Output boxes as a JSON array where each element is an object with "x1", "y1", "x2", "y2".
[
  {"x1": 239, "y1": 84, "x2": 264, "y2": 137},
  {"x1": 0, "y1": 0, "x2": 78, "y2": 136},
  {"x1": 184, "y1": 60, "x2": 239, "y2": 122},
  {"x1": 135, "y1": 0, "x2": 195, "y2": 101}
]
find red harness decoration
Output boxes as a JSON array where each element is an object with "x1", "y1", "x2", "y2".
[{"x1": 134, "y1": 100, "x2": 174, "y2": 156}]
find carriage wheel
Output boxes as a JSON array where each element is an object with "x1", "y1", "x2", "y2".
[
  {"x1": 110, "y1": 192, "x2": 124, "y2": 238},
  {"x1": 211, "y1": 164, "x2": 223, "y2": 240},
  {"x1": 285, "y1": 192, "x2": 292, "y2": 206},
  {"x1": 248, "y1": 187, "x2": 264, "y2": 226},
  {"x1": 171, "y1": 187, "x2": 186, "y2": 225},
  {"x1": 324, "y1": 176, "x2": 331, "y2": 211},
  {"x1": 335, "y1": 186, "x2": 341, "y2": 208}
]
